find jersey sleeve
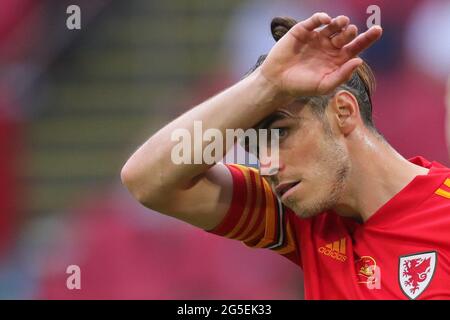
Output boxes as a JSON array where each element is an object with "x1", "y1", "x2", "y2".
[{"x1": 207, "y1": 164, "x2": 299, "y2": 261}]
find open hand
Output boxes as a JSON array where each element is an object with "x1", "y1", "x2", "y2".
[{"x1": 260, "y1": 12, "x2": 382, "y2": 97}]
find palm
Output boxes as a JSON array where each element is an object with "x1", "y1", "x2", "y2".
[{"x1": 261, "y1": 13, "x2": 382, "y2": 96}]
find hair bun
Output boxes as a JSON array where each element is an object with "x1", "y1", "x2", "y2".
[{"x1": 270, "y1": 17, "x2": 298, "y2": 41}]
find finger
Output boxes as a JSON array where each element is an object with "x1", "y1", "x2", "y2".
[
  {"x1": 319, "y1": 15, "x2": 349, "y2": 37},
  {"x1": 300, "y1": 12, "x2": 332, "y2": 31},
  {"x1": 318, "y1": 58, "x2": 363, "y2": 94},
  {"x1": 343, "y1": 25, "x2": 383, "y2": 58},
  {"x1": 331, "y1": 24, "x2": 358, "y2": 49}
]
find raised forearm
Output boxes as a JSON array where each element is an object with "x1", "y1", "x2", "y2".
[{"x1": 121, "y1": 69, "x2": 289, "y2": 203}]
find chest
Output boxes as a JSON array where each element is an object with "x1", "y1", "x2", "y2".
[{"x1": 297, "y1": 219, "x2": 450, "y2": 299}]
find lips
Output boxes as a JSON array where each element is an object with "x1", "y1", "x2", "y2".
[{"x1": 275, "y1": 181, "x2": 301, "y2": 198}]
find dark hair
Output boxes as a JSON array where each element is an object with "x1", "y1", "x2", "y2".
[{"x1": 246, "y1": 16, "x2": 377, "y2": 130}]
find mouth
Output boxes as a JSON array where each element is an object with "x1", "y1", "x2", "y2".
[{"x1": 275, "y1": 181, "x2": 301, "y2": 199}]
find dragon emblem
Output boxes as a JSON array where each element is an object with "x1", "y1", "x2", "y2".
[
  {"x1": 402, "y1": 257, "x2": 431, "y2": 294},
  {"x1": 399, "y1": 252, "x2": 437, "y2": 299}
]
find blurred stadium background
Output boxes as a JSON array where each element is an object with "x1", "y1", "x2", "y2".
[{"x1": 0, "y1": 0, "x2": 449, "y2": 299}]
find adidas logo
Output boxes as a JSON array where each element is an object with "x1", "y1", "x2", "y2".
[{"x1": 318, "y1": 238, "x2": 347, "y2": 262}]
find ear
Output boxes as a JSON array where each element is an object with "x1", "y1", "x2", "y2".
[{"x1": 329, "y1": 90, "x2": 360, "y2": 136}]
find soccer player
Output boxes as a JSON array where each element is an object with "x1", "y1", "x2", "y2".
[{"x1": 121, "y1": 13, "x2": 450, "y2": 299}]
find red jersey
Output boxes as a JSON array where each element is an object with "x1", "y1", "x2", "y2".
[{"x1": 208, "y1": 156, "x2": 450, "y2": 299}]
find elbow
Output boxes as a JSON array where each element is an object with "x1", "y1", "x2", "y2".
[
  {"x1": 120, "y1": 161, "x2": 134, "y2": 190},
  {"x1": 120, "y1": 161, "x2": 154, "y2": 206}
]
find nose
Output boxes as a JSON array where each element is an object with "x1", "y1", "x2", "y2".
[
  {"x1": 259, "y1": 164, "x2": 278, "y2": 176},
  {"x1": 258, "y1": 150, "x2": 284, "y2": 176},
  {"x1": 257, "y1": 129, "x2": 283, "y2": 176}
]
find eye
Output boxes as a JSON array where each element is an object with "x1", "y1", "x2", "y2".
[
  {"x1": 277, "y1": 127, "x2": 288, "y2": 138},
  {"x1": 271, "y1": 127, "x2": 288, "y2": 139}
]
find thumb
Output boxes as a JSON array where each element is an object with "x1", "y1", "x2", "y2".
[{"x1": 318, "y1": 58, "x2": 363, "y2": 94}]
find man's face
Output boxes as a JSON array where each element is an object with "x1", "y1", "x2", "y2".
[{"x1": 261, "y1": 101, "x2": 351, "y2": 218}]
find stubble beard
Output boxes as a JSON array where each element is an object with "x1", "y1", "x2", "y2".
[{"x1": 286, "y1": 140, "x2": 350, "y2": 219}]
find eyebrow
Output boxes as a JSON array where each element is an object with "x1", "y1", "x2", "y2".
[{"x1": 256, "y1": 110, "x2": 295, "y2": 130}]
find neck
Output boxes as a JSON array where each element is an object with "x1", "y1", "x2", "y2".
[{"x1": 334, "y1": 130, "x2": 429, "y2": 223}]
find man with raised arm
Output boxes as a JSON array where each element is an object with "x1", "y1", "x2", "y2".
[{"x1": 121, "y1": 13, "x2": 450, "y2": 299}]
